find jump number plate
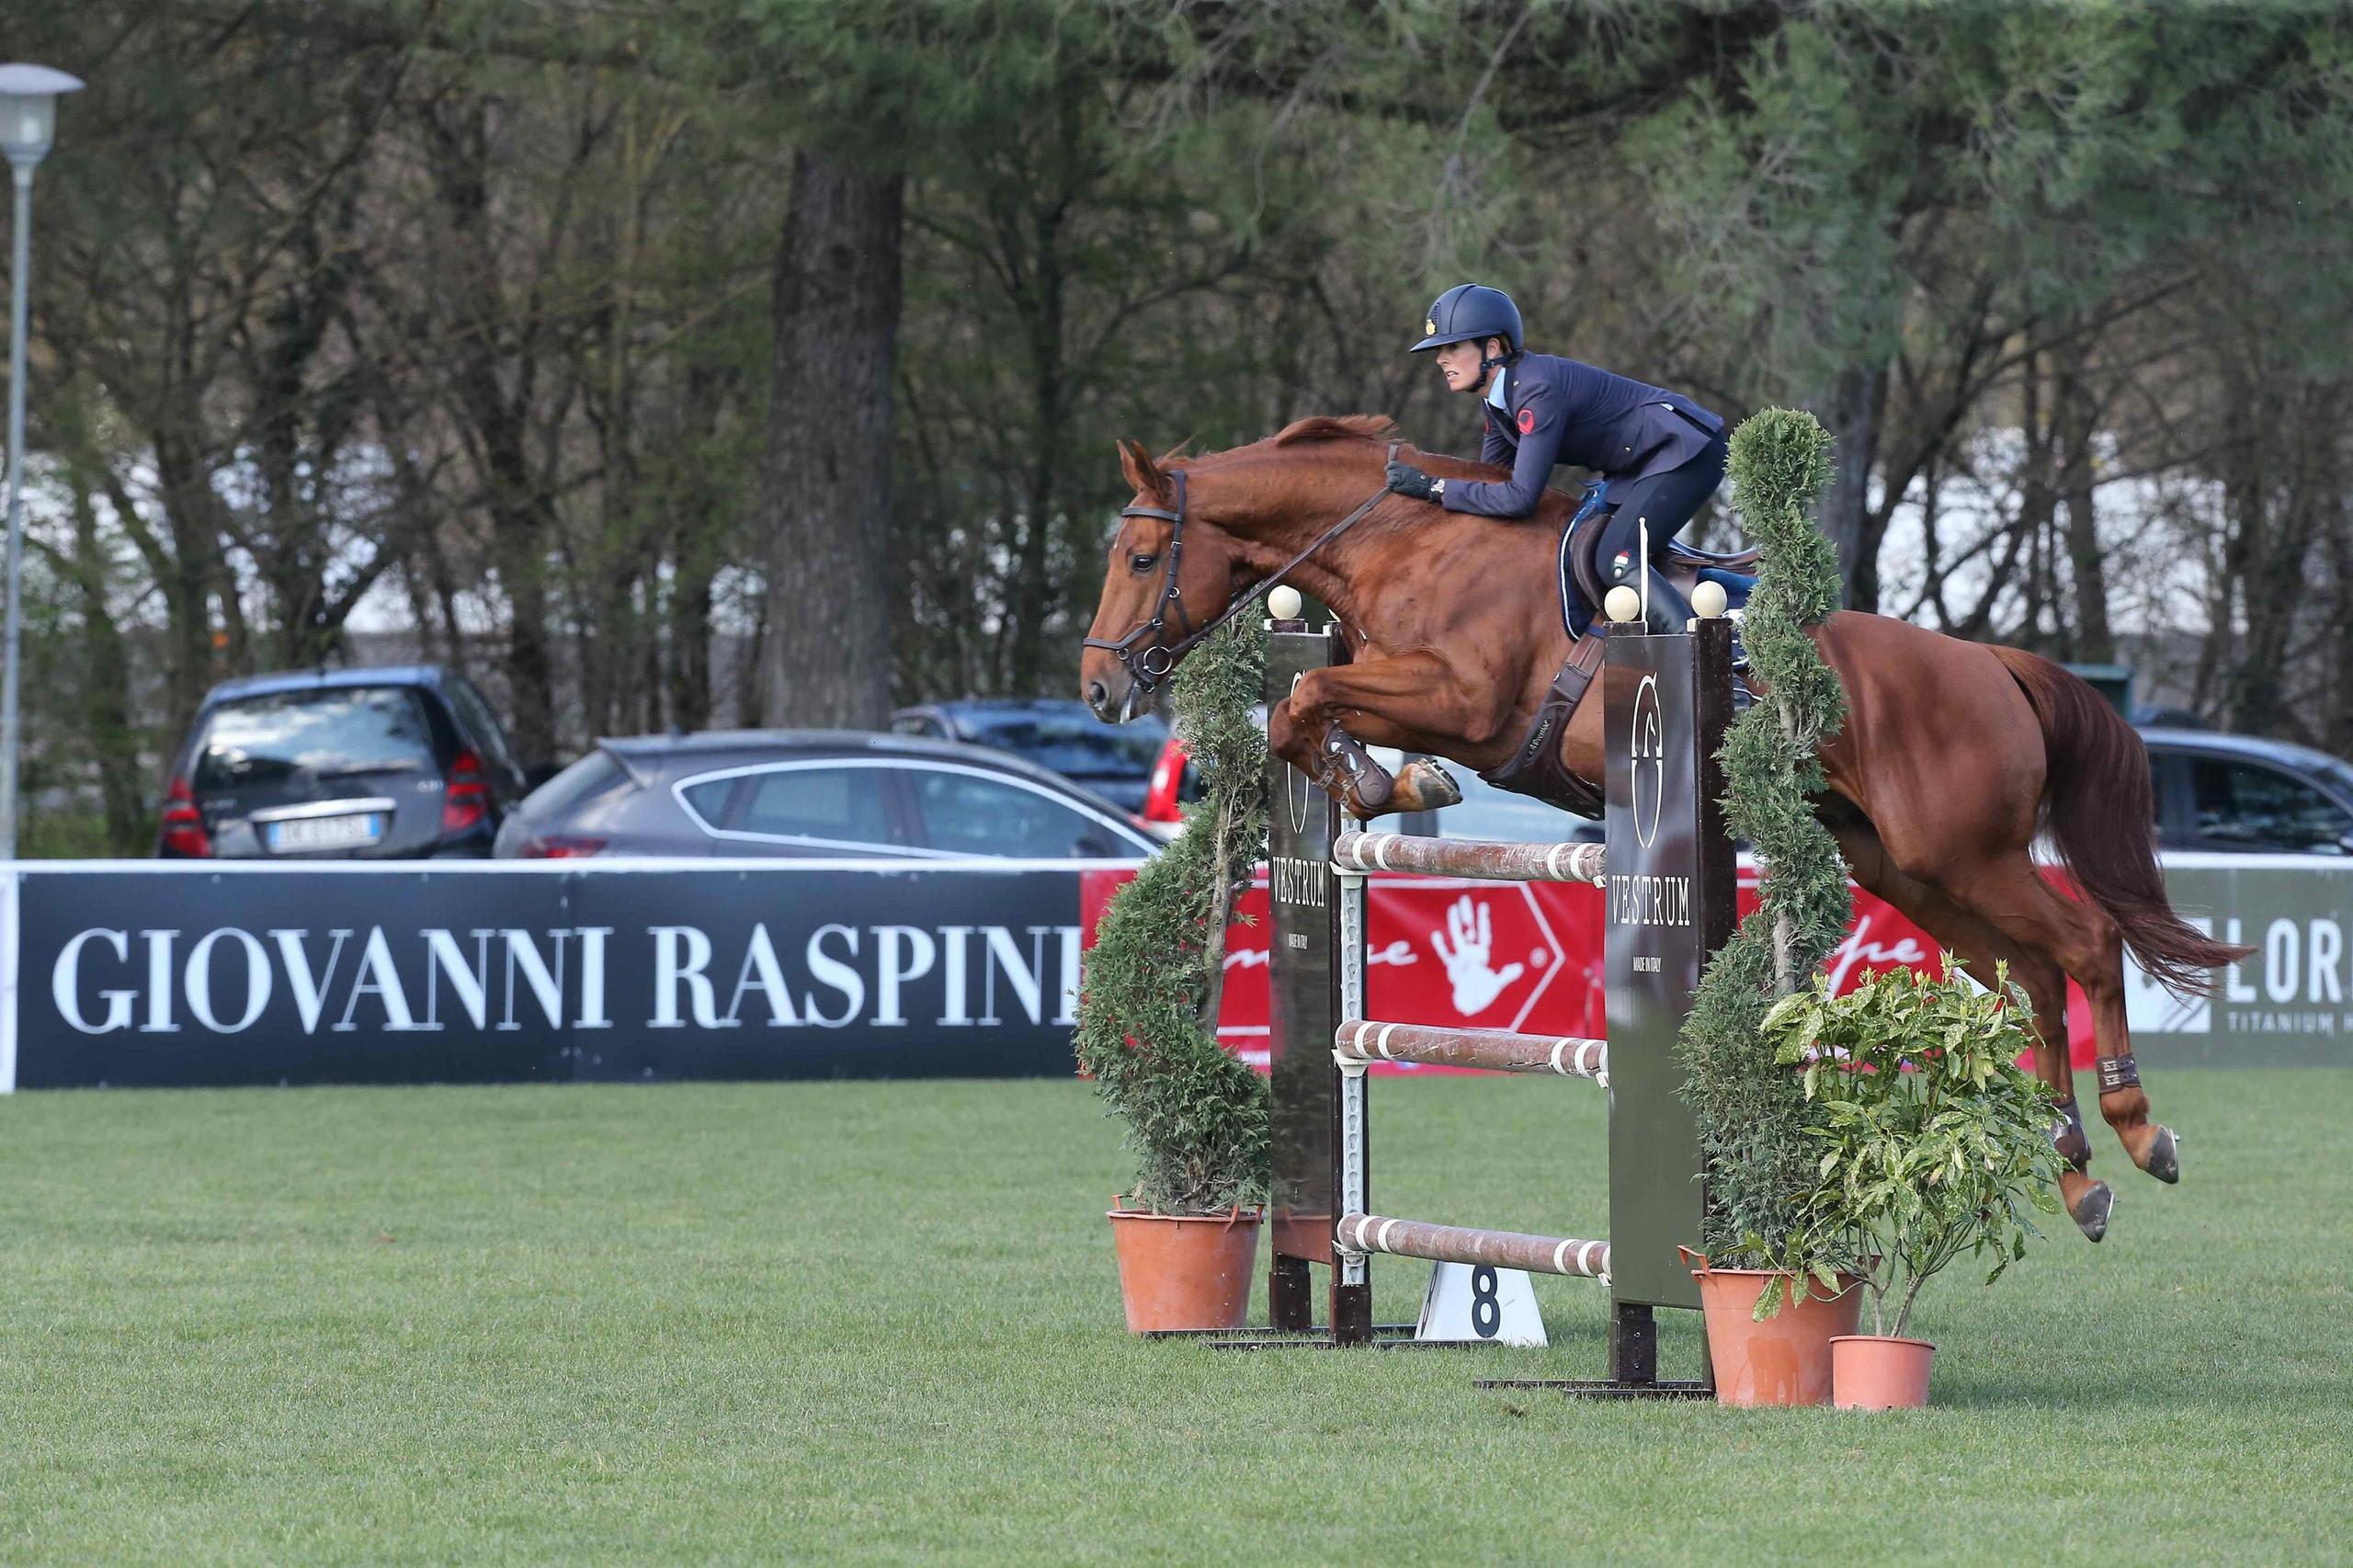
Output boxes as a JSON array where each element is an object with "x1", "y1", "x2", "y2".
[{"x1": 1414, "y1": 1260, "x2": 1547, "y2": 1346}]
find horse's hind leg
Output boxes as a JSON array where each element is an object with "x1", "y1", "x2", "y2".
[
  {"x1": 1833, "y1": 822, "x2": 2114, "y2": 1240},
  {"x1": 1934, "y1": 851, "x2": 2181, "y2": 1208},
  {"x1": 2023, "y1": 869, "x2": 2180, "y2": 1185}
]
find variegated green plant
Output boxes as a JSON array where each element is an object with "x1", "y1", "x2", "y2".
[{"x1": 1750, "y1": 957, "x2": 2066, "y2": 1333}]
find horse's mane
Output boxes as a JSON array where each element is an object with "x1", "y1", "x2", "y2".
[
  {"x1": 1161, "y1": 413, "x2": 1401, "y2": 473},
  {"x1": 1271, "y1": 415, "x2": 1399, "y2": 448},
  {"x1": 1166, "y1": 411, "x2": 1522, "y2": 496}
]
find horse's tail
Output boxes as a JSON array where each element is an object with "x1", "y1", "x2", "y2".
[{"x1": 1991, "y1": 645, "x2": 2253, "y2": 994}]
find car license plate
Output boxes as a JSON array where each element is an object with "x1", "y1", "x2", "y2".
[{"x1": 267, "y1": 812, "x2": 384, "y2": 852}]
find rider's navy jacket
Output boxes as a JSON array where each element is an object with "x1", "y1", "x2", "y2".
[{"x1": 1442, "y1": 353, "x2": 1724, "y2": 519}]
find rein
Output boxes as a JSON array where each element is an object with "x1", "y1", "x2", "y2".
[{"x1": 1084, "y1": 442, "x2": 1398, "y2": 696}]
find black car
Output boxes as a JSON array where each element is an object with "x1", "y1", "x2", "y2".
[
  {"x1": 159, "y1": 666, "x2": 528, "y2": 858},
  {"x1": 493, "y1": 730, "x2": 1161, "y2": 860},
  {"x1": 888, "y1": 699, "x2": 1169, "y2": 812}
]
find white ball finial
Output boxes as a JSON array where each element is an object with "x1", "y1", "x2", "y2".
[
  {"x1": 1267, "y1": 584, "x2": 1303, "y2": 620},
  {"x1": 1603, "y1": 585, "x2": 1642, "y2": 624},
  {"x1": 1690, "y1": 579, "x2": 1729, "y2": 619}
]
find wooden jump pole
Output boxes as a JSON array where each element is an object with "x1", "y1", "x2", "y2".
[{"x1": 1247, "y1": 613, "x2": 1736, "y2": 1395}]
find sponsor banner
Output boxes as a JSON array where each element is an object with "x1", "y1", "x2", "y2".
[
  {"x1": 1199, "y1": 872, "x2": 1931, "y2": 1071},
  {"x1": 1189, "y1": 856, "x2": 2353, "y2": 1073},
  {"x1": 6, "y1": 861, "x2": 1105, "y2": 1089},
  {"x1": 3, "y1": 849, "x2": 2341, "y2": 1090},
  {"x1": 2121, "y1": 861, "x2": 2353, "y2": 1066}
]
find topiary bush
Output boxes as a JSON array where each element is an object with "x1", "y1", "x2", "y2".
[
  {"x1": 1677, "y1": 405, "x2": 1853, "y2": 1267},
  {"x1": 1073, "y1": 619, "x2": 1271, "y2": 1214}
]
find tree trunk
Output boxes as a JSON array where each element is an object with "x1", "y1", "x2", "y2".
[
  {"x1": 426, "y1": 97, "x2": 563, "y2": 768},
  {"x1": 1003, "y1": 90, "x2": 1076, "y2": 695},
  {"x1": 2323, "y1": 475, "x2": 2353, "y2": 757},
  {"x1": 150, "y1": 426, "x2": 223, "y2": 738},
  {"x1": 1807, "y1": 362, "x2": 1886, "y2": 610},
  {"x1": 665, "y1": 364, "x2": 728, "y2": 733},
  {"x1": 66, "y1": 478, "x2": 147, "y2": 851},
  {"x1": 1006, "y1": 347, "x2": 1067, "y2": 694},
  {"x1": 2228, "y1": 385, "x2": 2323, "y2": 739},
  {"x1": 2054, "y1": 336, "x2": 2113, "y2": 663},
  {"x1": 2011, "y1": 350, "x2": 2061, "y2": 651},
  {"x1": 736, "y1": 585, "x2": 767, "y2": 730},
  {"x1": 669, "y1": 553, "x2": 715, "y2": 733},
  {"x1": 756, "y1": 151, "x2": 904, "y2": 729}
]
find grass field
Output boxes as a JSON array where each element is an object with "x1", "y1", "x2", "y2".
[{"x1": 1, "y1": 1069, "x2": 2347, "y2": 1564}]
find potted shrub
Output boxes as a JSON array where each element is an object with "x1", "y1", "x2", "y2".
[
  {"x1": 1764, "y1": 957, "x2": 2065, "y2": 1409},
  {"x1": 1676, "y1": 408, "x2": 1867, "y2": 1405},
  {"x1": 1074, "y1": 618, "x2": 1271, "y2": 1332}
]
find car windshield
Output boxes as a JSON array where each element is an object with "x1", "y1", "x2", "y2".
[
  {"x1": 195, "y1": 687, "x2": 434, "y2": 790},
  {"x1": 526, "y1": 751, "x2": 632, "y2": 818},
  {"x1": 2316, "y1": 756, "x2": 2353, "y2": 801},
  {"x1": 953, "y1": 708, "x2": 1168, "y2": 776}
]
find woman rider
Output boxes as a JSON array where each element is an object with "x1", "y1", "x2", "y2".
[{"x1": 1382, "y1": 283, "x2": 1727, "y2": 635}]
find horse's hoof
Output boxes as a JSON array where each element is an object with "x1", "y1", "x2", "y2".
[
  {"x1": 1398, "y1": 759, "x2": 1461, "y2": 812},
  {"x1": 2142, "y1": 1125, "x2": 2180, "y2": 1185},
  {"x1": 2072, "y1": 1181, "x2": 2112, "y2": 1243}
]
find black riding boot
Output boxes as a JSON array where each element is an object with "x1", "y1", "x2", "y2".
[
  {"x1": 1638, "y1": 569, "x2": 1695, "y2": 636},
  {"x1": 1634, "y1": 568, "x2": 1755, "y2": 709}
]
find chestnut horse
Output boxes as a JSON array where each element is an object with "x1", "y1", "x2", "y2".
[{"x1": 1079, "y1": 415, "x2": 2247, "y2": 1242}]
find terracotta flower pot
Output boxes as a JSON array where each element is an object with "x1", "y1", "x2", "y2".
[
  {"x1": 1683, "y1": 1248, "x2": 1863, "y2": 1407},
  {"x1": 1831, "y1": 1334, "x2": 1935, "y2": 1410},
  {"x1": 1106, "y1": 1200, "x2": 1262, "y2": 1332}
]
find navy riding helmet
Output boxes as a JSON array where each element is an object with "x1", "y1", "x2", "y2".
[{"x1": 1410, "y1": 284, "x2": 1524, "y2": 367}]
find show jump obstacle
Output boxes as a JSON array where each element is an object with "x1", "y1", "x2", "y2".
[{"x1": 1242, "y1": 612, "x2": 1736, "y2": 1395}]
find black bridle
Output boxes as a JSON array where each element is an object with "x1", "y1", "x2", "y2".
[{"x1": 1085, "y1": 443, "x2": 1398, "y2": 700}]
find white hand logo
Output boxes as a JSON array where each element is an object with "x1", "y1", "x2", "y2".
[{"x1": 1429, "y1": 895, "x2": 1524, "y2": 1017}]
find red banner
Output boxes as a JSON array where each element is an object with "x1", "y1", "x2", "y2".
[{"x1": 1081, "y1": 865, "x2": 2097, "y2": 1073}]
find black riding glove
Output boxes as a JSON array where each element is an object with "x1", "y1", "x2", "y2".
[{"x1": 1384, "y1": 460, "x2": 1440, "y2": 504}]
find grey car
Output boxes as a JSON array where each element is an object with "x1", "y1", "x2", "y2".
[
  {"x1": 1418, "y1": 729, "x2": 2353, "y2": 853},
  {"x1": 161, "y1": 665, "x2": 529, "y2": 859},
  {"x1": 2143, "y1": 728, "x2": 2353, "y2": 854},
  {"x1": 492, "y1": 730, "x2": 1161, "y2": 860},
  {"x1": 889, "y1": 698, "x2": 1169, "y2": 813}
]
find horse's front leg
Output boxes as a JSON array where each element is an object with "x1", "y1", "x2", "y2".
[{"x1": 1272, "y1": 651, "x2": 1498, "y2": 820}]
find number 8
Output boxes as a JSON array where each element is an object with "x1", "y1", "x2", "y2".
[{"x1": 1472, "y1": 1265, "x2": 1501, "y2": 1337}]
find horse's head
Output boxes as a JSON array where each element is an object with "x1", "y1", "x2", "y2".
[{"x1": 1080, "y1": 437, "x2": 1247, "y2": 722}]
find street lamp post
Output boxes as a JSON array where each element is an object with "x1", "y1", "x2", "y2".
[{"x1": 0, "y1": 64, "x2": 85, "y2": 862}]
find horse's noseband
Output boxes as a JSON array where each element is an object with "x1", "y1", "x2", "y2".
[
  {"x1": 1082, "y1": 469, "x2": 1199, "y2": 696},
  {"x1": 1084, "y1": 446, "x2": 1396, "y2": 698}
]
